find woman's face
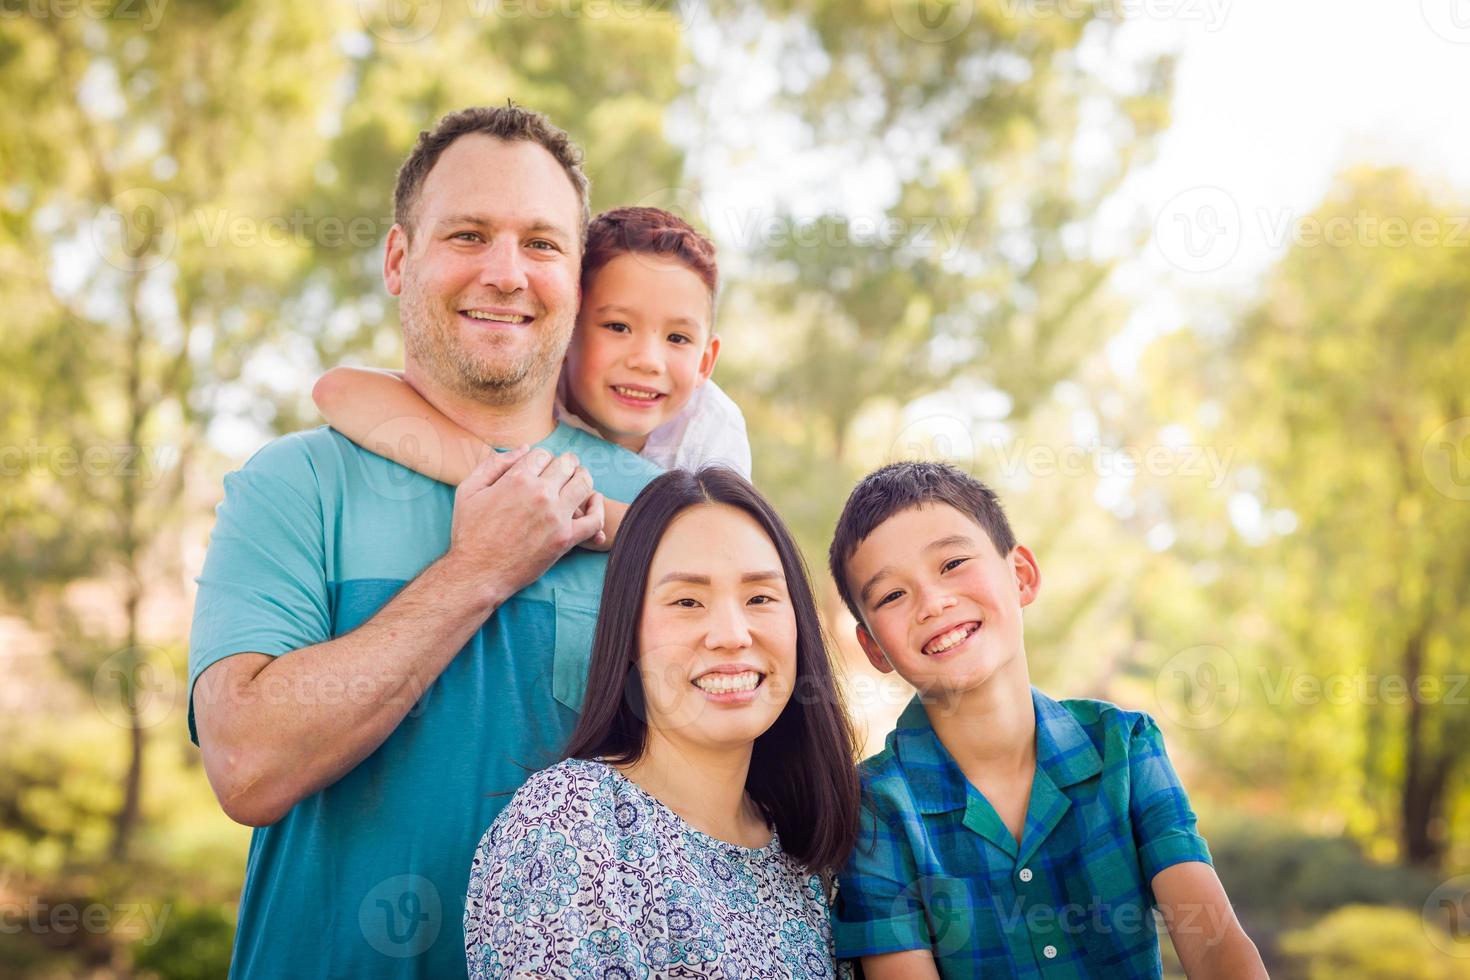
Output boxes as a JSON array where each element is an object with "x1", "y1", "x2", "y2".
[{"x1": 636, "y1": 503, "x2": 798, "y2": 755}]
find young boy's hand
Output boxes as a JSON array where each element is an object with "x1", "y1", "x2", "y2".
[
  {"x1": 575, "y1": 494, "x2": 610, "y2": 552},
  {"x1": 576, "y1": 496, "x2": 628, "y2": 553}
]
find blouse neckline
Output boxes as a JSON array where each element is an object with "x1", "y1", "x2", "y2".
[{"x1": 586, "y1": 758, "x2": 782, "y2": 859}]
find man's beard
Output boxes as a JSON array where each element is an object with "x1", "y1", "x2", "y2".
[{"x1": 400, "y1": 277, "x2": 574, "y2": 406}]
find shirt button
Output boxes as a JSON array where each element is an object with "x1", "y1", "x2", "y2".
[
  {"x1": 1018, "y1": 868, "x2": 1034, "y2": 882},
  {"x1": 1043, "y1": 944, "x2": 1058, "y2": 959}
]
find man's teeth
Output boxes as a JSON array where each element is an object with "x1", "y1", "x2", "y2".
[
  {"x1": 613, "y1": 385, "x2": 661, "y2": 401},
  {"x1": 464, "y1": 310, "x2": 528, "y2": 323},
  {"x1": 693, "y1": 671, "x2": 762, "y2": 694},
  {"x1": 925, "y1": 623, "x2": 979, "y2": 655}
]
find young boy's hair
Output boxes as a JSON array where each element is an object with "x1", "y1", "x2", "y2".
[
  {"x1": 828, "y1": 461, "x2": 1018, "y2": 623},
  {"x1": 582, "y1": 206, "x2": 719, "y2": 300}
]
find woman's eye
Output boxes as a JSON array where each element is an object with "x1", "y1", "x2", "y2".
[
  {"x1": 673, "y1": 598, "x2": 701, "y2": 608},
  {"x1": 748, "y1": 594, "x2": 776, "y2": 605},
  {"x1": 942, "y1": 558, "x2": 968, "y2": 573}
]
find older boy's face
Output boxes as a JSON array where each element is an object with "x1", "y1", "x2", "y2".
[{"x1": 846, "y1": 503, "x2": 1039, "y2": 697}]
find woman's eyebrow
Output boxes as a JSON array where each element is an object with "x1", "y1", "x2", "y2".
[{"x1": 654, "y1": 569, "x2": 785, "y2": 587}]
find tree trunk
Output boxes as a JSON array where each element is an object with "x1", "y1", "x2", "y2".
[{"x1": 1398, "y1": 620, "x2": 1445, "y2": 867}]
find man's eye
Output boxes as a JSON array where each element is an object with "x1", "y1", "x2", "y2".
[
  {"x1": 452, "y1": 232, "x2": 482, "y2": 242},
  {"x1": 528, "y1": 239, "x2": 558, "y2": 251}
]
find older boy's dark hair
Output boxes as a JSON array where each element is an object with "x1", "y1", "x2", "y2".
[
  {"x1": 828, "y1": 461, "x2": 1018, "y2": 623},
  {"x1": 393, "y1": 104, "x2": 590, "y2": 240}
]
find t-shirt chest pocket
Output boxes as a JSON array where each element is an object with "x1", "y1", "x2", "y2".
[{"x1": 551, "y1": 587, "x2": 602, "y2": 713}]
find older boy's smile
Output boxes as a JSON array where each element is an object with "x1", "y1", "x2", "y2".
[{"x1": 922, "y1": 620, "x2": 982, "y2": 657}]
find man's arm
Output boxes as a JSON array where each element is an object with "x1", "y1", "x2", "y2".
[
  {"x1": 192, "y1": 444, "x2": 604, "y2": 827},
  {"x1": 1153, "y1": 862, "x2": 1267, "y2": 979}
]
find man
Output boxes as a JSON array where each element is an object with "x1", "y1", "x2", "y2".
[{"x1": 188, "y1": 106, "x2": 660, "y2": 978}]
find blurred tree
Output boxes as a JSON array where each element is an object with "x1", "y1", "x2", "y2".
[
  {"x1": 687, "y1": 0, "x2": 1174, "y2": 560},
  {"x1": 0, "y1": 0, "x2": 689, "y2": 871},
  {"x1": 1141, "y1": 168, "x2": 1470, "y2": 868}
]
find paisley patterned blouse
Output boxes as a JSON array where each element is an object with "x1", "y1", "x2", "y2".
[{"x1": 463, "y1": 757, "x2": 848, "y2": 979}]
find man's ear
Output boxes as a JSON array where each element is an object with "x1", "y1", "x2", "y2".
[
  {"x1": 696, "y1": 333, "x2": 720, "y2": 385},
  {"x1": 855, "y1": 623, "x2": 894, "y2": 674},
  {"x1": 1011, "y1": 544, "x2": 1041, "y2": 608},
  {"x1": 383, "y1": 223, "x2": 408, "y2": 296}
]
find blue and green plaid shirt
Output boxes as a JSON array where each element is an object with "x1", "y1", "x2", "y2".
[{"x1": 833, "y1": 687, "x2": 1211, "y2": 978}]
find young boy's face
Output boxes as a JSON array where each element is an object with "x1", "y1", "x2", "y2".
[
  {"x1": 563, "y1": 252, "x2": 719, "y2": 450},
  {"x1": 846, "y1": 503, "x2": 1039, "y2": 697}
]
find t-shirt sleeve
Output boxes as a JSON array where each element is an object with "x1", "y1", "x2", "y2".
[
  {"x1": 463, "y1": 766, "x2": 625, "y2": 979},
  {"x1": 1127, "y1": 713, "x2": 1212, "y2": 888},
  {"x1": 186, "y1": 434, "x2": 332, "y2": 744},
  {"x1": 832, "y1": 784, "x2": 929, "y2": 958},
  {"x1": 673, "y1": 379, "x2": 753, "y2": 479}
]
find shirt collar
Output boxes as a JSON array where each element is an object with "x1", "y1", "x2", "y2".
[{"x1": 891, "y1": 686, "x2": 1103, "y2": 816}]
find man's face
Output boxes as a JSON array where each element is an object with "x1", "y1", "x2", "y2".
[
  {"x1": 846, "y1": 503, "x2": 1039, "y2": 698},
  {"x1": 385, "y1": 134, "x2": 582, "y2": 405}
]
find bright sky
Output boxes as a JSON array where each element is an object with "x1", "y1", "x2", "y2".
[{"x1": 1093, "y1": 0, "x2": 1470, "y2": 372}]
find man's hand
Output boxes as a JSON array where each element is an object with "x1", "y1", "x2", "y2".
[{"x1": 447, "y1": 445, "x2": 605, "y2": 595}]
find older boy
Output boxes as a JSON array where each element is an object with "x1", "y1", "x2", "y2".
[{"x1": 828, "y1": 462, "x2": 1265, "y2": 978}]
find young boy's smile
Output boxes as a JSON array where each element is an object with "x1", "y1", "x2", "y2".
[{"x1": 846, "y1": 502, "x2": 1040, "y2": 696}]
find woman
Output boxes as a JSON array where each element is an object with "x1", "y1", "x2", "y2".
[{"x1": 464, "y1": 467, "x2": 861, "y2": 978}]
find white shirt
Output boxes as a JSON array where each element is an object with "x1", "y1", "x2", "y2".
[{"x1": 555, "y1": 377, "x2": 753, "y2": 479}]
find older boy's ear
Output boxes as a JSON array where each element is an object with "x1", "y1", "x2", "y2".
[
  {"x1": 855, "y1": 623, "x2": 894, "y2": 674},
  {"x1": 1012, "y1": 544, "x2": 1041, "y2": 608},
  {"x1": 383, "y1": 224, "x2": 408, "y2": 296},
  {"x1": 696, "y1": 333, "x2": 720, "y2": 384}
]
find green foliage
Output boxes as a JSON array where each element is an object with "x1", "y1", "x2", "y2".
[
  {"x1": 130, "y1": 900, "x2": 235, "y2": 980},
  {"x1": 1278, "y1": 905, "x2": 1470, "y2": 980},
  {"x1": 1209, "y1": 822, "x2": 1441, "y2": 924}
]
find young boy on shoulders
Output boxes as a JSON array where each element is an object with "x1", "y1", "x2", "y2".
[{"x1": 827, "y1": 462, "x2": 1266, "y2": 979}]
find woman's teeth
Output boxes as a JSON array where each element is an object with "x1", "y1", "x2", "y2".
[
  {"x1": 693, "y1": 671, "x2": 762, "y2": 694},
  {"x1": 924, "y1": 623, "x2": 979, "y2": 656},
  {"x1": 612, "y1": 385, "x2": 662, "y2": 401}
]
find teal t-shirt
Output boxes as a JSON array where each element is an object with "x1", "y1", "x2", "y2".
[{"x1": 187, "y1": 423, "x2": 660, "y2": 979}]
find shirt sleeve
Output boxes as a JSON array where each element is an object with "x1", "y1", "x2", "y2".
[
  {"x1": 464, "y1": 766, "x2": 631, "y2": 979},
  {"x1": 672, "y1": 379, "x2": 754, "y2": 480},
  {"x1": 1127, "y1": 713, "x2": 1212, "y2": 890},
  {"x1": 186, "y1": 434, "x2": 331, "y2": 744},
  {"x1": 832, "y1": 786, "x2": 930, "y2": 958}
]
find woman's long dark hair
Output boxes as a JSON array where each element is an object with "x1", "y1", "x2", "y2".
[{"x1": 563, "y1": 467, "x2": 861, "y2": 873}]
